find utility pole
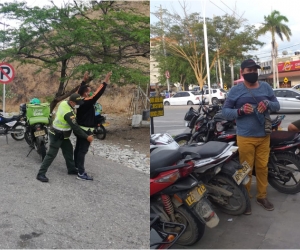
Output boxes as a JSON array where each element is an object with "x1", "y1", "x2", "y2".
[
  {"x1": 271, "y1": 41, "x2": 277, "y2": 89},
  {"x1": 215, "y1": 61, "x2": 219, "y2": 84},
  {"x1": 202, "y1": 0, "x2": 212, "y2": 104},
  {"x1": 275, "y1": 42, "x2": 279, "y2": 88},
  {"x1": 217, "y1": 49, "x2": 223, "y2": 89},
  {"x1": 0, "y1": 21, "x2": 9, "y2": 114},
  {"x1": 230, "y1": 58, "x2": 234, "y2": 88},
  {"x1": 159, "y1": 5, "x2": 170, "y2": 98}
]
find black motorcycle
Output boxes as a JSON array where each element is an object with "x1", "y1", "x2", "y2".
[
  {"x1": 20, "y1": 103, "x2": 50, "y2": 161},
  {"x1": 0, "y1": 109, "x2": 25, "y2": 143},
  {"x1": 93, "y1": 114, "x2": 107, "y2": 140}
]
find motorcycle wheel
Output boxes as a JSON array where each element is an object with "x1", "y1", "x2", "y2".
[
  {"x1": 174, "y1": 136, "x2": 190, "y2": 146},
  {"x1": 268, "y1": 152, "x2": 300, "y2": 194},
  {"x1": 11, "y1": 123, "x2": 25, "y2": 141},
  {"x1": 208, "y1": 173, "x2": 249, "y2": 215},
  {"x1": 173, "y1": 206, "x2": 205, "y2": 246},
  {"x1": 95, "y1": 125, "x2": 106, "y2": 140},
  {"x1": 24, "y1": 132, "x2": 33, "y2": 147}
]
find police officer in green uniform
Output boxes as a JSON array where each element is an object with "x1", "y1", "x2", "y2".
[{"x1": 36, "y1": 93, "x2": 94, "y2": 182}]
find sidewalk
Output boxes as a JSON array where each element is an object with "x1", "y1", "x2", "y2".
[{"x1": 177, "y1": 178, "x2": 300, "y2": 249}]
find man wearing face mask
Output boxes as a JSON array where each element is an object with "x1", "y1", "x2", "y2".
[
  {"x1": 222, "y1": 59, "x2": 280, "y2": 215},
  {"x1": 36, "y1": 93, "x2": 94, "y2": 182},
  {"x1": 74, "y1": 71, "x2": 112, "y2": 181}
]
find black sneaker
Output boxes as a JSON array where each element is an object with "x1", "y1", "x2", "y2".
[
  {"x1": 77, "y1": 173, "x2": 93, "y2": 181},
  {"x1": 36, "y1": 174, "x2": 49, "y2": 182},
  {"x1": 68, "y1": 169, "x2": 78, "y2": 175}
]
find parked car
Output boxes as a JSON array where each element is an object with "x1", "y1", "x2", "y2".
[
  {"x1": 192, "y1": 85, "x2": 208, "y2": 92},
  {"x1": 163, "y1": 91, "x2": 202, "y2": 106},
  {"x1": 273, "y1": 88, "x2": 300, "y2": 113},
  {"x1": 200, "y1": 88, "x2": 227, "y2": 105},
  {"x1": 292, "y1": 84, "x2": 300, "y2": 90}
]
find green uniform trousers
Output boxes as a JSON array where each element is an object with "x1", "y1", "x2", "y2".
[
  {"x1": 38, "y1": 132, "x2": 76, "y2": 175},
  {"x1": 237, "y1": 135, "x2": 270, "y2": 199}
]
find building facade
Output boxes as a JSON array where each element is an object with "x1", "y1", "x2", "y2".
[{"x1": 259, "y1": 52, "x2": 300, "y2": 88}]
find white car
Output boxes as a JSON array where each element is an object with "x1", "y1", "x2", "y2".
[
  {"x1": 201, "y1": 88, "x2": 227, "y2": 105},
  {"x1": 163, "y1": 91, "x2": 202, "y2": 106}
]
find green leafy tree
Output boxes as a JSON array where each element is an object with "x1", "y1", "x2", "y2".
[
  {"x1": 256, "y1": 10, "x2": 292, "y2": 88},
  {"x1": 0, "y1": 1, "x2": 149, "y2": 111},
  {"x1": 151, "y1": 42, "x2": 196, "y2": 90},
  {"x1": 151, "y1": 3, "x2": 263, "y2": 89}
]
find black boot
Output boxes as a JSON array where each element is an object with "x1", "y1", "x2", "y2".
[{"x1": 36, "y1": 174, "x2": 49, "y2": 182}]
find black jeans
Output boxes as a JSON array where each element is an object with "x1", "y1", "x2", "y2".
[
  {"x1": 38, "y1": 132, "x2": 77, "y2": 175},
  {"x1": 74, "y1": 129, "x2": 92, "y2": 175}
]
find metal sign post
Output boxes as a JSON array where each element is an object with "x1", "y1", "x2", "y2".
[
  {"x1": 0, "y1": 62, "x2": 15, "y2": 114},
  {"x1": 150, "y1": 96, "x2": 164, "y2": 134}
]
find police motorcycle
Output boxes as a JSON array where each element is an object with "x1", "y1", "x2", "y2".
[
  {"x1": 0, "y1": 109, "x2": 25, "y2": 143},
  {"x1": 20, "y1": 98, "x2": 51, "y2": 161}
]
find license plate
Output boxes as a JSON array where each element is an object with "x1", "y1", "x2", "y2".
[
  {"x1": 232, "y1": 161, "x2": 251, "y2": 185},
  {"x1": 102, "y1": 122, "x2": 109, "y2": 127},
  {"x1": 185, "y1": 184, "x2": 206, "y2": 207},
  {"x1": 185, "y1": 121, "x2": 189, "y2": 127},
  {"x1": 34, "y1": 130, "x2": 46, "y2": 137}
]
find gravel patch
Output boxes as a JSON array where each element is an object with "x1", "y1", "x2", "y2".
[{"x1": 69, "y1": 135, "x2": 150, "y2": 175}]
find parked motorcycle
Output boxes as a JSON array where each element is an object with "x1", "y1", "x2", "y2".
[
  {"x1": 20, "y1": 101, "x2": 51, "y2": 161},
  {"x1": 175, "y1": 103, "x2": 284, "y2": 145},
  {"x1": 175, "y1": 108, "x2": 300, "y2": 194},
  {"x1": 93, "y1": 114, "x2": 107, "y2": 140},
  {"x1": 150, "y1": 147, "x2": 219, "y2": 246},
  {"x1": 92, "y1": 103, "x2": 108, "y2": 140},
  {"x1": 151, "y1": 133, "x2": 251, "y2": 216},
  {"x1": 150, "y1": 211, "x2": 186, "y2": 249},
  {"x1": 0, "y1": 109, "x2": 25, "y2": 143}
]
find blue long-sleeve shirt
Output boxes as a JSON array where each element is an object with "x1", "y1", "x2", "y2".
[{"x1": 222, "y1": 81, "x2": 280, "y2": 137}]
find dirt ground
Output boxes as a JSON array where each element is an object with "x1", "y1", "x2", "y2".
[{"x1": 103, "y1": 113, "x2": 150, "y2": 157}]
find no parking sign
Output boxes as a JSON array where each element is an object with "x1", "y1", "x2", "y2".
[{"x1": 0, "y1": 62, "x2": 15, "y2": 84}]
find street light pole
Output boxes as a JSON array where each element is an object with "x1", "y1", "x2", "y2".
[
  {"x1": 0, "y1": 21, "x2": 9, "y2": 114},
  {"x1": 202, "y1": 0, "x2": 212, "y2": 104}
]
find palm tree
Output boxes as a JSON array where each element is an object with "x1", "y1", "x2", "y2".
[{"x1": 257, "y1": 10, "x2": 292, "y2": 88}]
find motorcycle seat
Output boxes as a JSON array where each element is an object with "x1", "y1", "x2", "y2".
[
  {"x1": 150, "y1": 149, "x2": 183, "y2": 178},
  {"x1": 179, "y1": 141, "x2": 229, "y2": 158},
  {"x1": 270, "y1": 131, "x2": 299, "y2": 146}
]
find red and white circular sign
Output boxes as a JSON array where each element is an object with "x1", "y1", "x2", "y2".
[
  {"x1": 165, "y1": 70, "x2": 170, "y2": 79},
  {"x1": 0, "y1": 62, "x2": 15, "y2": 84}
]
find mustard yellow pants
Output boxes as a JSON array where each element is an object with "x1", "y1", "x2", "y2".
[{"x1": 236, "y1": 135, "x2": 270, "y2": 199}]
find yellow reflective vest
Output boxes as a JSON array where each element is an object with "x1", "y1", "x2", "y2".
[{"x1": 52, "y1": 101, "x2": 75, "y2": 131}]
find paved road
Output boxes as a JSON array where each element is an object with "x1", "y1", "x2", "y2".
[
  {"x1": 152, "y1": 105, "x2": 297, "y2": 135},
  {"x1": 153, "y1": 105, "x2": 300, "y2": 249},
  {"x1": 176, "y1": 180, "x2": 300, "y2": 249},
  {"x1": 0, "y1": 138, "x2": 149, "y2": 249}
]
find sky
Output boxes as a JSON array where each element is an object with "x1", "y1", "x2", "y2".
[
  {"x1": 0, "y1": 0, "x2": 79, "y2": 29},
  {"x1": 150, "y1": 0, "x2": 300, "y2": 63}
]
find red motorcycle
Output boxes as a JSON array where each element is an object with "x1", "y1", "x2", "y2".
[
  {"x1": 150, "y1": 212, "x2": 186, "y2": 249},
  {"x1": 150, "y1": 148, "x2": 219, "y2": 246}
]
